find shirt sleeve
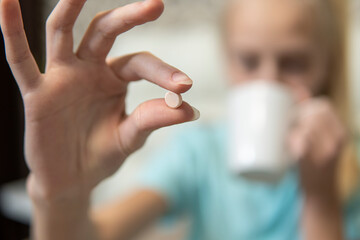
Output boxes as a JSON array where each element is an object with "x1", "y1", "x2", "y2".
[
  {"x1": 344, "y1": 139, "x2": 360, "y2": 240},
  {"x1": 344, "y1": 182, "x2": 360, "y2": 240},
  {"x1": 136, "y1": 130, "x2": 199, "y2": 222}
]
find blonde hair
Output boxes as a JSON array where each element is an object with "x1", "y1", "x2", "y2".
[
  {"x1": 223, "y1": 0, "x2": 359, "y2": 200},
  {"x1": 306, "y1": 0, "x2": 359, "y2": 200},
  {"x1": 323, "y1": 0, "x2": 359, "y2": 200}
]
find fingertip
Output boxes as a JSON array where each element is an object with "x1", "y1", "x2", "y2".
[
  {"x1": 0, "y1": 0, "x2": 9, "y2": 21},
  {"x1": 1, "y1": 0, "x2": 18, "y2": 14},
  {"x1": 0, "y1": 0, "x2": 21, "y2": 29},
  {"x1": 179, "y1": 101, "x2": 200, "y2": 122},
  {"x1": 191, "y1": 106, "x2": 201, "y2": 121},
  {"x1": 172, "y1": 72, "x2": 193, "y2": 85},
  {"x1": 130, "y1": 99, "x2": 198, "y2": 134},
  {"x1": 154, "y1": 100, "x2": 199, "y2": 124},
  {"x1": 142, "y1": 0, "x2": 164, "y2": 22},
  {"x1": 0, "y1": 0, "x2": 8, "y2": 8},
  {"x1": 173, "y1": 84, "x2": 193, "y2": 94},
  {"x1": 170, "y1": 72, "x2": 194, "y2": 94}
]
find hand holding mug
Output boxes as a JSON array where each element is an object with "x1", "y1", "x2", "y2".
[
  {"x1": 289, "y1": 98, "x2": 346, "y2": 196},
  {"x1": 227, "y1": 81, "x2": 345, "y2": 187}
]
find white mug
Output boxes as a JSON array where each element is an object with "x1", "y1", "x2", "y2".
[{"x1": 227, "y1": 81, "x2": 295, "y2": 182}]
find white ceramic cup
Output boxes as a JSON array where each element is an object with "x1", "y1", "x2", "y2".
[{"x1": 227, "y1": 81, "x2": 296, "y2": 182}]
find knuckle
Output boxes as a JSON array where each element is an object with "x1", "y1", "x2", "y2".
[
  {"x1": 3, "y1": 28, "x2": 23, "y2": 39},
  {"x1": 98, "y1": 28, "x2": 116, "y2": 40},
  {"x1": 46, "y1": 0, "x2": 86, "y2": 32},
  {"x1": 134, "y1": 51, "x2": 157, "y2": 63},
  {"x1": 46, "y1": 16, "x2": 57, "y2": 30},
  {"x1": 134, "y1": 103, "x2": 146, "y2": 133},
  {"x1": 316, "y1": 98, "x2": 332, "y2": 111},
  {"x1": 46, "y1": 16, "x2": 72, "y2": 33},
  {"x1": 91, "y1": 12, "x2": 116, "y2": 40},
  {"x1": 93, "y1": 11, "x2": 108, "y2": 22},
  {"x1": 138, "y1": 51, "x2": 154, "y2": 58},
  {"x1": 134, "y1": 103, "x2": 155, "y2": 133},
  {"x1": 45, "y1": 15, "x2": 53, "y2": 29},
  {"x1": 65, "y1": 0, "x2": 85, "y2": 8},
  {"x1": 6, "y1": 50, "x2": 31, "y2": 65},
  {"x1": 116, "y1": 126, "x2": 131, "y2": 159},
  {"x1": 304, "y1": 102, "x2": 331, "y2": 120}
]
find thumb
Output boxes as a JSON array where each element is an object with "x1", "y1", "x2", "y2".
[{"x1": 117, "y1": 98, "x2": 200, "y2": 156}]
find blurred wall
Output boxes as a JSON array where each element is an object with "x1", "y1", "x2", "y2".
[{"x1": 350, "y1": 0, "x2": 360, "y2": 134}]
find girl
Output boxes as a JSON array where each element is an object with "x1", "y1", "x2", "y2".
[{"x1": 0, "y1": 0, "x2": 359, "y2": 239}]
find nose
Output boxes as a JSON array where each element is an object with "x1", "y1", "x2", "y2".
[{"x1": 258, "y1": 58, "x2": 280, "y2": 82}]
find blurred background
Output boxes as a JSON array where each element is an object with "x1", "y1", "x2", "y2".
[{"x1": 0, "y1": 0, "x2": 359, "y2": 239}]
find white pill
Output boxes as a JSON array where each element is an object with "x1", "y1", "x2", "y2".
[{"x1": 165, "y1": 91, "x2": 183, "y2": 109}]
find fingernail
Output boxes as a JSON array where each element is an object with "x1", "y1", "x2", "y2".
[
  {"x1": 172, "y1": 72, "x2": 193, "y2": 85},
  {"x1": 191, "y1": 107, "x2": 200, "y2": 121}
]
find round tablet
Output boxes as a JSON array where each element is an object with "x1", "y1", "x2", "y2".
[{"x1": 165, "y1": 91, "x2": 183, "y2": 109}]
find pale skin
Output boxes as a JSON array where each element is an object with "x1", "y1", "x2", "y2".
[
  {"x1": 226, "y1": 1, "x2": 345, "y2": 239},
  {"x1": 0, "y1": 0, "x2": 345, "y2": 240}
]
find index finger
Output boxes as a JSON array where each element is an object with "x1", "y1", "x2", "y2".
[{"x1": 108, "y1": 52, "x2": 193, "y2": 94}]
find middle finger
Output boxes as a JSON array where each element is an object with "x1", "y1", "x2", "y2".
[{"x1": 76, "y1": 0, "x2": 164, "y2": 61}]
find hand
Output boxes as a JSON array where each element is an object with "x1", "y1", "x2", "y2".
[
  {"x1": 289, "y1": 98, "x2": 346, "y2": 197},
  {"x1": 1, "y1": 0, "x2": 199, "y2": 203}
]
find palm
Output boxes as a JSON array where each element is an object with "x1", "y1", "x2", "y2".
[
  {"x1": 24, "y1": 61, "x2": 127, "y2": 192},
  {"x1": 1, "y1": 0, "x2": 197, "y2": 198}
]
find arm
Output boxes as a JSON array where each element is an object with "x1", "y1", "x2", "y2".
[
  {"x1": 0, "y1": 0, "x2": 199, "y2": 239},
  {"x1": 92, "y1": 190, "x2": 167, "y2": 240},
  {"x1": 30, "y1": 188, "x2": 167, "y2": 240},
  {"x1": 302, "y1": 190, "x2": 343, "y2": 240},
  {"x1": 301, "y1": 157, "x2": 343, "y2": 240},
  {"x1": 289, "y1": 98, "x2": 345, "y2": 240}
]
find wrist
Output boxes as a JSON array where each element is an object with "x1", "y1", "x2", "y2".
[
  {"x1": 301, "y1": 166, "x2": 338, "y2": 199},
  {"x1": 27, "y1": 175, "x2": 98, "y2": 240},
  {"x1": 27, "y1": 174, "x2": 91, "y2": 207},
  {"x1": 31, "y1": 202, "x2": 97, "y2": 240},
  {"x1": 27, "y1": 171, "x2": 91, "y2": 210},
  {"x1": 302, "y1": 181, "x2": 344, "y2": 240},
  {"x1": 304, "y1": 184, "x2": 339, "y2": 203},
  {"x1": 302, "y1": 196, "x2": 343, "y2": 240},
  {"x1": 304, "y1": 192, "x2": 341, "y2": 212},
  {"x1": 304, "y1": 184, "x2": 342, "y2": 218}
]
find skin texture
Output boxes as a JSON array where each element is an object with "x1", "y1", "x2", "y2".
[
  {"x1": 1, "y1": 0, "x2": 198, "y2": 239},
  {"x1": 225, "y1": 0, "x2": 345, "y2": 239},
  {"x1": 0, "y1": 0, "x2": 346, "y2": 239}
]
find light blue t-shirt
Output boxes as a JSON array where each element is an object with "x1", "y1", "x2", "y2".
[{"x1": 139, "y1": 123, "x2": 360, "y2": 240}]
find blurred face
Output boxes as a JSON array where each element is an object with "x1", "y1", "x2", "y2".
[{"x1": 225, "y1": 0, "x2": 328, "y2": 101}]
